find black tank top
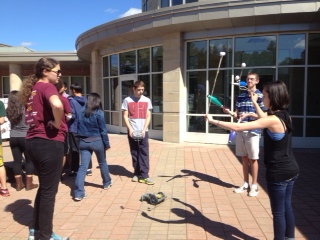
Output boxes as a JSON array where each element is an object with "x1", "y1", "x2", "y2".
[{"x1": 263, "y1": 111, "x2": 299, "y2": 182}]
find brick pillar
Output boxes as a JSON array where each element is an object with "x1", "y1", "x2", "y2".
[
  {"x1": 91, "y1": 50, "x2": 103, "y2": 96},
  {"x1": 9, "y1": 64, "x2": 22, "y2": 91},
  {"x1": 162, "y1": 32, "x2": 185, "y2": 143}
]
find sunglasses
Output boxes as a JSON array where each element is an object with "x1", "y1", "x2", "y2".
[{"x1": 50, "y1": 69, "x2": 62, "y2": 75}]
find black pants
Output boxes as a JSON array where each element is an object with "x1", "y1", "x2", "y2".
[
  {"x1": 26, "y1": 138, "x2": 64, "y2": 240},
  {"x1": 68, "y1": 133, "x2": 92, "y2": 172},
  {"x1": 10, "y1": 137, "x2": 34, "y2": 175},
  {"x1": 128, "y1": 132, "x2": 150, "y2": 178}
]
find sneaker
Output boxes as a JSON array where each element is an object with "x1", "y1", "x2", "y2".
[
  {"x1": 50, "y1": 232, "x2": 69, "y2": 240},
  {"x1": 74, "y1": 195, "x2": 87, "y2": 201},
  {"x1": 0, "y1": 188, "x2": 10, "y2": 197},
  {"x1": 139, "y1": 177, "x2": 155, "y2": 185},
  {"x1": 28, "y1": 228, "x2": 35, "y2": 240},
  {"x1": 233, "y1": 184, "x2": 249, "y2": 193},
  {"x1": 132, "y1": 176, "x2": 139, "y2": 182},
  {"x1": 248, "y1": 187, "x2": 259, "y2": 197},
  {"x1": 86, "y1": 169, "x2": 92, "y2": 176},
  {"x1": 103, "y1": 181, "x2": 113, "y2": 190}
]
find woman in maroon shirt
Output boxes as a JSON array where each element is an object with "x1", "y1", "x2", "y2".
[{"x1": 19, "y1": 57, "x2": 69, "y2": 240}]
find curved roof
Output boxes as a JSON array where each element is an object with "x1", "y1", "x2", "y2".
[{"x1": 76, "y1": 0, "x2": 320, "y2": 61}]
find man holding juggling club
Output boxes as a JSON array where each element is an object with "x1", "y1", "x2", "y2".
[{"x1": 209, "y1": 72, "x2": 267, "y2": 197}]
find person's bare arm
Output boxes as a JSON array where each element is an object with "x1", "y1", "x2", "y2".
[
  {"x1": 142, "y1": 109, "x2": 151, "y2": 137},
  {"x1": 123, "y1": 110, "x2": 133, "y2": 137},
  {"x1": 0, "y1": 116, "x2": 4, "y2": 125}
]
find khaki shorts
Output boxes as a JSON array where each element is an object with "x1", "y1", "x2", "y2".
[{"x1": 235, "y1": 131, "x2": 260, "y2": 160}]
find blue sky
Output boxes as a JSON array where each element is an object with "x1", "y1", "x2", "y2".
[{"x1": 0, "y1": 0, "x2": 141, "y2": 51}]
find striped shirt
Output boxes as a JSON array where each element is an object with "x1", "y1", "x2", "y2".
[{"x1": 235, "y1": 89, "x2": 267, "y2": 135}]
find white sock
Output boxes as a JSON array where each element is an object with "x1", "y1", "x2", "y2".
[
  {"x1": 243, "y1": 182, "x2": 249, "y2": 188},
  {"x1": 251, "y1": 184, "x2": 258, "y2": 189}
]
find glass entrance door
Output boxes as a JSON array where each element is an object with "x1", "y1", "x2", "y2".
[{"x1": 120, "y1": 75, "x2": 136, "y2": 133}]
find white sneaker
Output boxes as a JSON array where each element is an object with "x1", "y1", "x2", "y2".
[
  {"x1": 132, "y1": 176, "x2": 139, "y2": 182},
  {"x1": 248, "y1": 187, "x2": 259, "y2": 197},
  {"x1": 233, "y1": 184, "x2": 249, "y2": 193}
]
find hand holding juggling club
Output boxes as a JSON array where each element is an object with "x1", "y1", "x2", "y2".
[{"x1": 207, "y1": 95, "x2": 233, "y2": 116}]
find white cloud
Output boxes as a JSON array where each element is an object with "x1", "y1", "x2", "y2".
[
  {"x1": 20, "y1": 42, "x2": 33, "y2": 47},
  {"x1": 294, "y1": 38, "x2": 305, "y2": 49},
  {"x1": 104, "y1": 8, "x2": 118, "y2": 14},
  {"x1": 119, "y1": 8, "x2": 141, "y2": 18}
]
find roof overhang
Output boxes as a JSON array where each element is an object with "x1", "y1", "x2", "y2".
[{"x1": 75, "y1": 0, "x2": 320, "y2": 62}]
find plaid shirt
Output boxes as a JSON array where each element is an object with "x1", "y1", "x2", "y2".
[{"x1": 235, "y1": 89, "x2": 267, "y2": 135}]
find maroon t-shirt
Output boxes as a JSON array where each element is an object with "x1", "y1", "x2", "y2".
[
  {"x1": 59, "y1": 94, "x2": 71, "y2": 124},
  {"x1": 25, "y1": 82, "x2": 67, "y2": 142}
]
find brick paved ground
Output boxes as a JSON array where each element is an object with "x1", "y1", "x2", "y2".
[{"x1": 1, "y1": 134, "x2": 319, "y2": 239}]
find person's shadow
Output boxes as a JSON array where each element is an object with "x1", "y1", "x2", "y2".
[
  {"x1": 61, "y1": 164, "x2": 133, "y2": 197},
  {"x1": 4, "y1": 199, "x2": 33, "y2": 227},
  {"x1": 142, "y1": 198, "x2": 258, "y2": 240},
  {"x1": 158, "y1": 169, "x2": 237, "y2": 188}
]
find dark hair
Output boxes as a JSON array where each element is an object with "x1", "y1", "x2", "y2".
[
  {"x1": 84, "y1": 93, "x2": 103, "y2": 117},
  {"x1": 263, "y1": 80, "x2": 289, "y2": 113},
  {"x1": 18, "y1": 57, "x2": 59, "y2": 106},
  {"x1": 6, "y1": 90, "x2": 24, "y2": 127},
  {"x1": 54, "y1": 79, "x2": 64, "y2": 93},
  {"x1": 133, "y1": 80, "x2": 145, "y2": 89},
  {"x1": 70, "y1": 83, "x2": 82, "y2": 93},
  {"x1": 63, "y1": 81, "x2": 68, "y2": 88}
]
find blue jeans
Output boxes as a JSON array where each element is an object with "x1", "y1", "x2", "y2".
[
  {"x1": 74, "y1": 139, "x2": 111, "y2": 198},
  {"x1": 267, "y1": 175, "x2": 298, "y2": 240},
  {"x1": 26, "y1": 138, "x2": 64, "y2": 240}
]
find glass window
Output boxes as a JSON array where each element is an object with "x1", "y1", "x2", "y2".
[
  {"x1": 306, "y1": 118, "x2": 320, "y2": 137},
  {"x1": 71, "y1": 77, "x2": 84, "y2": 91},
  {"x1": 111, "y1": 78, "x2": 119, "y2": 111},
  {"x1": 208, "y1": 116, "x2": 230, "y2": 134},
  {"x1": 291, "y1": 118, "x2": 303, "y2": 137},
  {"x1": 160, "y1": 0, "x2": 169, "y2": 7},
  {"x1": 187, "y1": 71, "x2": 206, "y2": 114},
  {"x1": 152, "y1": 114, "x2": 163, "y2": 130},
  {"x1": 110, "y1": 54, "x2": 118, "y2": 76},
  {"x1": 104, "y1": 79, "x2": 110, "y2": 110},
  {"x1": 104, "y1": 112, "x2": 110, "y2": 125},
  {"x1": 143, "y1": 0, "x2": 148, "y2": 11},
  {"x1": 103, "y1": 56, "x2": 109, "y2": 77},
  {"x1": 152, "y1": 74, "x2": 163, "y2": 113},
  {"x1": 2, "y1": 77, "x2": 10, "y2": 97},
  {"x1": 208, "y1": 70, "x2": 231, "y2": 114},
  {"x1": 138, "y1": 75, "x2": 150, "y2": 97},
  {"x1": 278, "y1": 67, "x2": 304, "y2": 115},
  {"x1": 120, "y1": 51, "x2": 136, "y2": 74},
  {"x1": 233, "y1": 68, "x2": 275, "y2": 93},
  {"x1": 138, "y1": 48, "x2": 150, "y2": 73},
  {"x1": 111, "y1": 112, "x2": 120, "y2": 126},
  {"x1": 278, "y1": 34, "x2": 305, "y2": 65},
  {"x1": 152, "y1": 46, "x2": 163, "y2": 72},
  {"x1": 86, "y1": 77, "x2": 90, "y2": 95},
  {"x1": 306, "y1": 67, "x2": 320, "y2": 116},
  {"x1": 172, "y1": 0, "x2": 183, "y2": 6},
  {"x1": 235, "y1": 36, "x2": 276, "y2": 67},
  {"x1": 209, "y1": 38, "x2": 233, "y2": 68},
  {"x1": 308, "y1": 33, "x2": 320, "y2": 65},
  {"x1": 186, "y1": 0, "x2": 198, "y2": 3},
  {"x1": 187, "y1": 41, "x2": 207, "y2": 69},
  {"x1": 187, "y1": 115, "x2": 205, "y2": 133}
]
